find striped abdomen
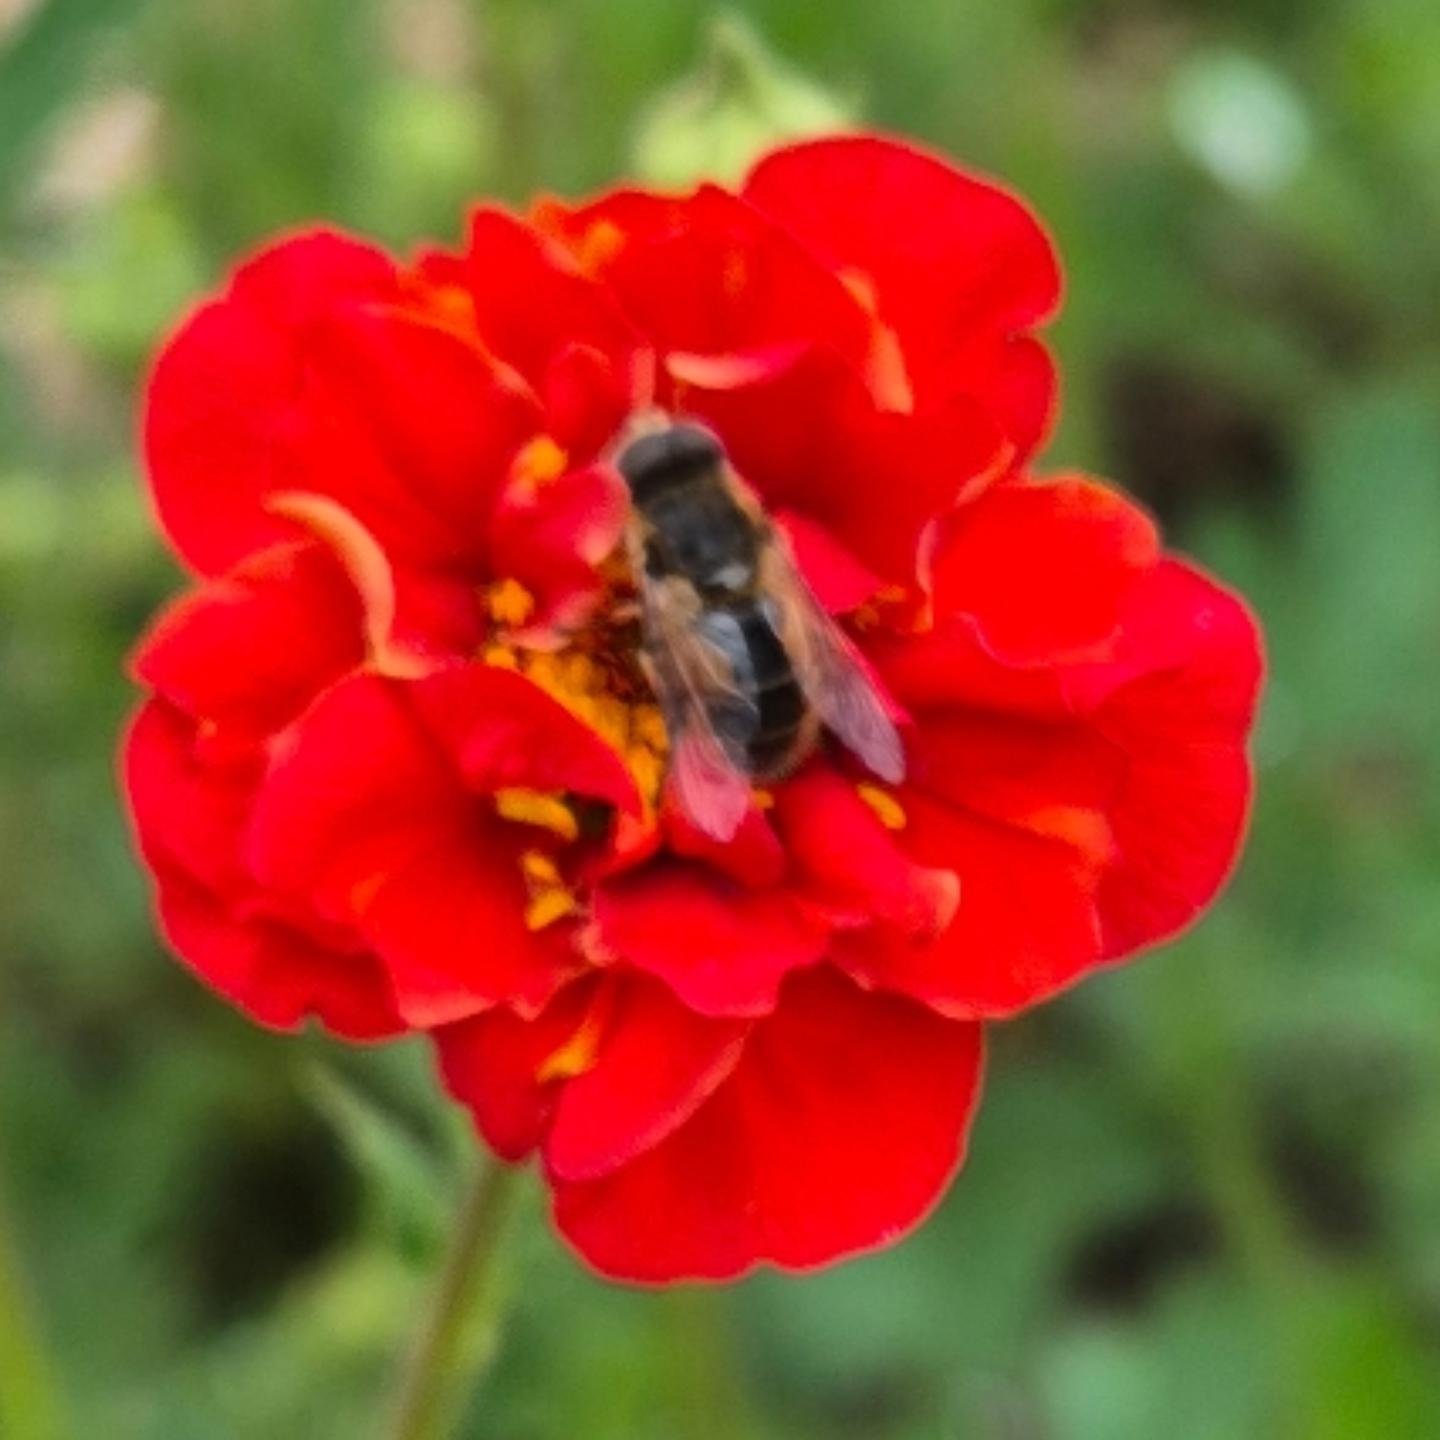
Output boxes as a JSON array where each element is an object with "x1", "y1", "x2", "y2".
[{"x1": 700, "y1": 601, "x2": 812, "y2": 780}]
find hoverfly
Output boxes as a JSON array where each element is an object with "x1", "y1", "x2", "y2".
[{"x1": 615, "y1": 420, "x2": 904, "y2": 841}]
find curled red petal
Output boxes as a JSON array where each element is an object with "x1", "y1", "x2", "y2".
[
  {"x1": 540, "y1": 342, "x2": 634, "y2": 459},
  {"x1": 143, "y1": 230, "x2": 401, "y2": 576},
  {"x1": 551, "y1": 968, "x2": 985, "y2": 1282},
  {"x1": 943, "y1": 333, "x2": 1058, "y2": 465},
  {"x1": 123, "y1": 701, "x2": 402, "y2": 1038},
  {"x1": 269, "y1": 493, "x2": 484, "y2": 673}
]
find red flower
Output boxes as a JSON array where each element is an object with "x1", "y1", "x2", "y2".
[{"x1": 123, "y1": 135, "x2": 1262, "y2": 1282}]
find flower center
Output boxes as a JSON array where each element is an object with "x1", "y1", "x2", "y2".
[{"x1": 482, "y1": 575, "x2": 668, "y2": 918}]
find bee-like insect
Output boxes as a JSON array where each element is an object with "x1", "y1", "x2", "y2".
[{"x1": 616, "y1": 420, "x2": 904, "y2": 840}]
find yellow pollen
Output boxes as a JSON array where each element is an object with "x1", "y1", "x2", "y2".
[
  {"x1": 487, "y1": 578, "x2": 535, "y2": 627},
  {"x1": 511, "y1": 434, "x2": 569, "y2": 492},
  {"x1": 632, "y1": 704, "x2": 668, "y2": 752},
  {"x1": 515, "y1": 847, "x2": 578, "y2": 932},
  {"x1": 590, "y1": 696, "x2": 631, "y2": 751},
  {"x1": 499, "y1": 643, "x2": 669, "y2": 813},
  {"x1": 524, "y1": 887, "x2": 578, "y2": 932},
  {"x1": 520, "y1": 849, "x2": 562, "y2": 887},
  {"x1": 482, "y1": 642, "x2": 520, "y2": 670},
  {"x1": 557, "y1": 650, "x2": 600, "y2": 694},
  {"x1": 851, "y1": 584, "x2": 911, "y2": 633},
  {"x1": 627, "y1": 747, "x2": 665, "y2": 806},
  {"x1": 577, "y1": 219, "x2": 625, "y2": 275},
  {"x1": 857, "y1": 782, "x2": 907, "y2": 830},
  {"x1": 494, "y1": 787, "x2": 580, "y2": 842},
  {"x1": 535, "y1": 987, "x2": 615, "y2": 1081},
  {"x1": 751, "y1": 787, "x2": 775, "y2": 811}
]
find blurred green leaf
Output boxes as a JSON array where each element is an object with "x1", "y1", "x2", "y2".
[{"x1": 304, "y1": 1064, "x2": 452, "y2": 1260}]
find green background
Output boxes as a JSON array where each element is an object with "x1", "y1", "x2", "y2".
[{"x1": 3, "y1": 1, "x2": 1440, "y2": 1435}]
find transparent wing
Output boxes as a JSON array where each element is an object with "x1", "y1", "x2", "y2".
[
  {"x1": 760, "y1": 536, "x2": 906, "y2": 784},
  {"x1": 637, "y1": 567, "x2": 757, "y2": 841}
]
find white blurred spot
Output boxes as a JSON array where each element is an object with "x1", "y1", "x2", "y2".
[{"x1": 1168, "y1": 51, "x2": 1312, "y2": 197}]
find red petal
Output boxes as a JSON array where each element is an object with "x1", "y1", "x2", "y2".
[
  {"x1": 459, "y1": 208, "x2": 643, "y2": 399},
  {"x1": 304, "y1": 301, "x2": 541, "y2": 557},
  {"x1": 541, "y1": 342, "x2": 633, "y2": 459},
  {"x1": 905, "y1": 711, "x2": 1124, "y2": 859},
  {"x1": 487, "y1": 463, "x2": 629, "y2": 638},
  {"x1": 122, "y1": 701, "x2": 258, "y2": 899},
  {"x1": 232, "y1": 230, "x2": 400, "y2": 327},
  {"x1": 873, "y1": 615, "x2": 1071, "y2": 723},
  {"x1": 776, "y1": 510, "x2": 884, "y2": 615},
  {"x1": 546, "y1": 976, "x2": 749, "y2": 1182},
  {"x1": 412, "y1": 665, "x2": 641, "y2": 813},
  {"x1": 124, "y1": 702, "x2": 403, "y2": 1038},
  {"x1": 930, "y1": 475, "x2": 1160, "y2": 667},
  {"x1": 436, "y1": 977, "x2": 602, "y2": 1160},
  {"x1": 154, "y1": 872, "x2": 402, "y2": 1040},
  {"x1": 551, "y1": 969, "x2": 985, "y2": 1282},
  {"x1": 772, "y1": 767, "x2": 959, "y2": 939},
  {"x1": 540, "y1": 185, "x2": 874, "y2": 376},
  {"x1": 836, "y1": 792, "x2": 1102, "y2": 1018},
  {"x1": 143, "y1": 231, "x2": 401, "y2": 576},
  {"x1": 269, "y1": 493, "x2": 485, "y2": 672},
  {"x1": 247, "y1": 675, "x2": 464, "y2": 924},
  {"x1": 358, "y1": 828, "x2": 577, "y2": 1026},
  {"x1": 1068, "y1": 560, "x2": 1262, "y2": 955},
  {"x1": 743, "y1": 136, "x2": 1061, "y2": 417},
  {"x1": 589, "y1": 864, "x2": 828, "y2": 1016},
  {"x1": 944, "y1": 333, "x2": 1058, "y2": 463},
  {"x1": 132, "y1": 541, "x2": 363, "y2": 740},
  {"x1": 662, "y1": 796, "x2": 787, "y2": 890},
  {"x1": 1063, "y1": 559, "x2": 1264, "y2": 737}
]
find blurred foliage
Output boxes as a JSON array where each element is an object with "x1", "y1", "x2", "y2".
[{"x1": 3, "y1": 0, "x2": 1440, "y2": 1436}]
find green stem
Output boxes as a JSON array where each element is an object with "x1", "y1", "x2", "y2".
[
  {"x1": 386, "y1": 1158, "x2": 524, "y2": 1440},
  {"x1": 661, "y1": 1287, "x2": 753, "y2": 1440},
  {"x1": 0, "y1": 1184, "x2": 64, "y2": 1440}
]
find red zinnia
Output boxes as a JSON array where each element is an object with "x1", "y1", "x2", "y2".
[{"x1": 123, "y1": 135, "x2": 1262, "y2": 1282}]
